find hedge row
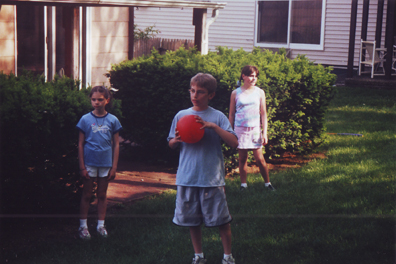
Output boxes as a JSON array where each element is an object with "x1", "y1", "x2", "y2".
[
  {"x1": 0, "y1": 73, "x2": 121, "y2": 213},
  {"x1": 0, "y1": 47, "x2": 336, "y2": 213},
  {"x1": 109, "y1": 47, "x2": 337, "y2": 168}
]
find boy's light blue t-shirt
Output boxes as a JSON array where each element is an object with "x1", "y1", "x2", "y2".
[
  {"x1": 76, "y1": 112, "x2": 122, "y2": 167},
  {"x1": 167, "y1": 107, "x2": 237, "y2": 187}
]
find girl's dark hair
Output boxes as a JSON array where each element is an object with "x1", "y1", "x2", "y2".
[
  {"x1": 90, "y1": 86, "x2": 113, "y2": 110},
  {"x1": 239, "y1": 65, "x2": 259, "y2": 84}
]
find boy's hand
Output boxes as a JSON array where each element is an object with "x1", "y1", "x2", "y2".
[
  {"x1": 174, "y1": 130, "x2": 183, "y2": 142},
  {"x1": 195, "y1": 115, "x2": 216, "y2": 129},
  {"x1": 195, "y1": 115, "x2": 238, "y2": 148},
  {"x1": 169, "y1": 130, "x2": 183, "y2": 148}
]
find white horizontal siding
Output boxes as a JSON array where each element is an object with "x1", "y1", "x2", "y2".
[
  {"x1": 135, "y1": 7, "x2": 195, "y2": 40},
  {"x1": 133, "y1": 0, "x2": 388, "y2": 68},
  {"x1": 288, "y1": 0, "x2": 387, "y2": 67},
  {"x1": 288, "y1": 0, "x2": 353, "y2": 66},
  {"x1": 208, "y1": 1, "x2": 256, "y2": 51},
  {"x1": 91, "y1": 6, "x2": 129, "y2": 87}
]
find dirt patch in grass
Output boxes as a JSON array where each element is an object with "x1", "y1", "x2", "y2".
[
  {"x1": 1, "y1": 152, "x2": 326, "y2": 262},
  {"x1": 228, "y1": 152, "x2": 327, "y2": 176}
]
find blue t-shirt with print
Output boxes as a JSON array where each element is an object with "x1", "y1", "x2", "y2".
[
  {"x1": 76, "y1": 112, "x2": 122, "y2": 167},
  {"x1": 167, "y1": 107, "x2": 237, "y2": 187}
]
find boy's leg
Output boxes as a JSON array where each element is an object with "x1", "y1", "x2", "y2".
[
  {"x1": 252, "y1": 149, "x2": 270, "y2": 183},
  {"x1": 80, "y1": 178, "x2": 94, "y2": 219},
  {"x1": 238, "y1": 149, "x2": 249, "y2": 184},
  {"x1": 190, "y1": 225, "x2": 203, "y2": 254},
  {"x1": 219, "y1": 223, "x2": 232, "y2": 255},
  {"x1": 97, "y1": 177, "x2": 109, "y2": 221}
]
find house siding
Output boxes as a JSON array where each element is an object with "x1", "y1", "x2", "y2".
[
  {"x1": 299, "y1": 0, "x2": 387, "y2": 67},
  {"x1": 134, "y1": 7, "x2": 195, "y2": 40},
  {"x1": 0, "y1": 5, "x2": 16, "y2": 74},
  {"x1": 91, "y1": 6, "x2": 129, "y2": 87},
  {"x1": 134, "y1": 0, "x2": 389, "y2": 68},
  {"x1": 207, "y1": 1, "x2": 256, "y2": 52}
]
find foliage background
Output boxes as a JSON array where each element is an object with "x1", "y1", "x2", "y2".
[
  {"x1": 0, "y1": 47, "x2": 336, "y2": 214},
  {"x1": 109, "y1": 47, "x2": 337, "y2": 167},
  {"x1": 0, "y1": 73, "x2": 121, "y2": 214}
]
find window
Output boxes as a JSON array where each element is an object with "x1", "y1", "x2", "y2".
[
  {"x1": 17, "y1": 6, "x2": 45, "y2": 76},
  {"x1": 16, "y1": 5, "x2": 89, "y2": 85},
  {"x1": 255, "y1": 0, "x2": 325, "y2": 50}
]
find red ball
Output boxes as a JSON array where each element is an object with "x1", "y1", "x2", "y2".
[{"x1": 176, "y1": 115, "x2": 204, "y2": 144}]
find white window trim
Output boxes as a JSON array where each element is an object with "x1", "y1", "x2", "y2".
[{"x1": 254, "y1": 0, "x2": 326, "y2": 51}]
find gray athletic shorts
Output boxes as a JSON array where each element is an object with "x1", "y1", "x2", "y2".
[{"x1": 173, "y1": 186, "x2": 232, "y2": 227}]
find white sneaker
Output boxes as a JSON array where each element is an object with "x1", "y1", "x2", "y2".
[
  {"x1": 97, "y1": 226, "x2": 108, "y2": 238},
  {"x1": 78, "y1": 227, "x2": 91, "y2": 240},
  {"x1": 192, "y1": 255, "x2": 207, "y2": 264},
  {"x1": 222, "y1": 255, "x2": 236, "y2": 264}
]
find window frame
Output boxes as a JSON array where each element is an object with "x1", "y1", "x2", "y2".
[{"x1": 254, "y1": 0, "x2": 326, "y2": 51}]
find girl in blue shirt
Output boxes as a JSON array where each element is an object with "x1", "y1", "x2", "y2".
[{"x1": 76, "y1": 86, "x2": 122, "y2": 239}]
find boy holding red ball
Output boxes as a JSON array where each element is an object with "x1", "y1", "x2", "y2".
[{"x1": 168, "y1": 73, "x2": 238, "y2": 264}]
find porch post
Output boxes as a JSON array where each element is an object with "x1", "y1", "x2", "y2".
[
  {"x1": 81, "y1": 6, "x2": 87, "y2": 87},
  {"x1": 375, "y1": 0, "x2": 384, "y2": 47},
  {"x1": 384, "y1": 0, "x2": 396, "y2": 79},
  {"x1": 47, "y1": 6, "x2": 56, "y2": 82},
  {"x1": 359, "y1": 0, "x2": 370, "y2": 73},
  {"x1": 193, "y1": 8, "x2": 207, "y2": 54},
  {"x1": 128, "y1": 7, "x2": 134, "y2": 60},
  {"x1": 347, "y1": 0, "x2": 358, "y2": 78},
  {"x1": 72, "y1": 7, "x2": 80, "y2": 80},
  {"x1": 361, "y1": 0, "x2": 369, "y2": 41}
]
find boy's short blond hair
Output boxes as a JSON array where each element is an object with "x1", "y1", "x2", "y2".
[{"x1": 190, "y1": 73, "x2": 217, "y2": 94}]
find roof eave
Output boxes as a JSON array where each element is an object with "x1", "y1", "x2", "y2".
[{"x1": 1, "y1": 0, "x2": 226, "y2": 9}]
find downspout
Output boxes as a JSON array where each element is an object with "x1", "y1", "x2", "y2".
[{"x1": 202, "y1": 8, "x2": 219, "y2": 55}]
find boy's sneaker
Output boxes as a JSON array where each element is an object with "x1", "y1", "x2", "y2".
[
  {"x1": 239, "y1": 186, "x2": 247, "y2": 191},
  {"x1": 266, "y1": 183, "x2": 276, "y2": 191},
  {"x1": 192, "y1": 255, "x2": 207, "y2": 264},
  {"x1": 78, "y1": 227, "x2": 91, "y2": 240},
  {"x1": 222, "y1": 255, "x2": 236, "y2": 264},
  {"x1": 97, "y1": 226, "x2": 108, "y2": 238}
]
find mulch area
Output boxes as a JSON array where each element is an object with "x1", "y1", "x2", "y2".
[
  {"x1": 105, "y1": 160, "x2": 178, "y2": 210},
  {"x1": 105, "y1": 152, "x2": 326, "y2": 211}
]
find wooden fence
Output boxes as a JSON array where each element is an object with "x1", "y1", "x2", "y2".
[{"x1": 133, "y1": 38, "x2": 195, "y2": 58}]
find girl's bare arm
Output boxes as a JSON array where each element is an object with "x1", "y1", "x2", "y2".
[
  {"x1": 108, "y1": 132, "x2": 120, "y2": 181},
  {"x1": 228, "y1": 90, "x2": 237, "y2": 129},
  {"x1": 78, "y1": 131, "x2": 89, "y2": 179},
  {"x1": 259, "y1": 89, "x2": 268, "y2": 145}
]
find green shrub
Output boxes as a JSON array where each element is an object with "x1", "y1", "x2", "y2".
[
  {"x1": 0, "y1": 72, "x2": 121, "y2": 214},
  {"x1": 109, "y1": 47, "x2": 336, "y2": 167}
]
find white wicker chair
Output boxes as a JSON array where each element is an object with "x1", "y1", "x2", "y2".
[{"x1": 358, "y1": 39, "x2": 386, "y2": 78}]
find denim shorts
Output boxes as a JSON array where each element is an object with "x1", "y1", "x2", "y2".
[{"x1": 173, "y1": 186, "x2": 232, "y2": 227}]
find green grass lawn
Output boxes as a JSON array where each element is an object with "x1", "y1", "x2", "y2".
[{"x1": 3, "y1": 86, "x2": 395, "y2": 264}]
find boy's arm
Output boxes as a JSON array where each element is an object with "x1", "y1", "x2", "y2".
[
  {"x1": 78, "y1": 131, "x2": 89, "y2": 179},
  {"x1": 196, "y1": 116, "x2": 238, "y2": 148},
  {"x1": 228, "y1": 91, "x2": 236, "y2": 129},
  {"x1": 260, "y1": 89, "x2": 268, "y2": 145},
  {"x1": 108, "y1": 132, "x2": 120, "y2": 181}
]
